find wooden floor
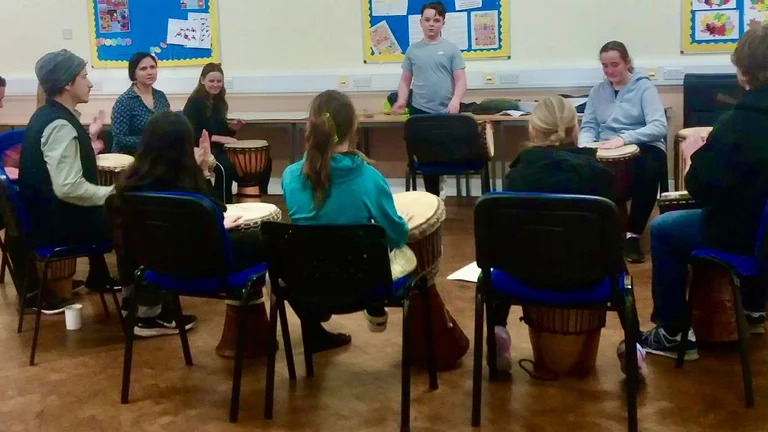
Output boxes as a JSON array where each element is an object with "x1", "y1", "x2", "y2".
[{"x1": 2, "y1": 197, "x2": 768, "y2": 432}]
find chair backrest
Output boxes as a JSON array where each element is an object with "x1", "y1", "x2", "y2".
[
  {"x1": 474, "y1": 192, "x2": 624, "y2": 291},
  {"x1": 404, "y1": 114, "x2": 484, "y2": 164},
  {"x1": 116, "y1": 192, "x2": 233, "y2": 280},
  {"x1": 753, "y1": 201, "x2": 768, "y2": 271},
  {"x1": 261, "y1": 221, "x2": 394, "y2": 313},
  {"x1": 0, "y1": 165, "x2": 30, "y2": 237},
  {"x1": 683, "y1": 73, "x2": 742, "y2": 128},
  {"x1": 0, "y1": 129, "x2": 25, "y2": 153}
]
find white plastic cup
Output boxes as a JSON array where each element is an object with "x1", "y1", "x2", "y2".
[{"x1": 64, "y1": 304, "x2": 83, "y2": 331}]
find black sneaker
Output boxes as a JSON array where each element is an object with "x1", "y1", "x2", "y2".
[
  {"x1": 745, "y1": 312, "x2": 766, "y2": 334},
  {"x1": 640, "y1": 326, "x2": 699, "y2": 361},
  {"x1": 86, "y1": 276, "x2": 121, "y2": 293},
  {"x1": 39, "y1": 297, "x2": 77, "y2": 315},
  {"x1": 624, "y1": 236, "x2": 645, "y2": 263},
  {"x1": 134, "y1": 306, "x2": 198, "y2": 338}
]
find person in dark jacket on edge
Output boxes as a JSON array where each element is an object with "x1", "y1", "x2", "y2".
[
  {"x1": 490, "y1": 96, "x2": 647, "y2": 380},
  {"x1": 640, "y1": 24, "x2": 768, "y2": 361},
  {"x1": 14, "y1": 50, "x2": 116, "y2": 313}
]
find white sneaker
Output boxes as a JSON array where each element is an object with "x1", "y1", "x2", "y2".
[
  {"x1": 494, "y1": 326, "x2": 512, "y2": 372},
  {"x1": 364, "y1": 310, "x2": 388, "y2": 333},
  {"x1": 617, "y1": 341, "x2": 648, "y2": 381}
]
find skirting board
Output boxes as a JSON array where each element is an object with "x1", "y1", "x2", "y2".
[{"x1": 2, "y1": 63, "x2": 737, "y2": 96}]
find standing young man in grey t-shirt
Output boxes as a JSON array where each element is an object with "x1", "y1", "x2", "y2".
[{"x1": 391, "y1": 1, "x2": 467, "y2": 197}]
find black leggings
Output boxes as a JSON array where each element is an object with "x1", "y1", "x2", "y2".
[{"x1": 624, "y1": 144, "x2": 667, "y2": 236}]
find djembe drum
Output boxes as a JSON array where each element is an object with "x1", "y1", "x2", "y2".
[
  {"x1": 223, "y1": 140, "x2": 271, "y2": 202},
  {"x1": 216, "y1": 202, "x2": 282, "y2": 359},
  {"x1": 523, "y1": 305, "x2": 606, "y2": 378},
  {"x1": 96, "y1": 153, "x2": 134, "y2": 186},
  {"x1": 658, "y1": 190, "x2": 739, "y2": 345},
  {"x1": 658, "y1": 191, "x2": 698, "y2": 214},
  {"x1": 675, "y1": 127, "x2": 712, "y2": 190},
  {"x1": 393, "y1": 191, "x2": 469, "y2": 370},
  {"x1": 36, "y1": 258, "x2": 78, "y2": 303},
  {"x1": 479, "y1": 120, "x2": 495, "y2": 160},
  {"x1": 596, "y1": 144, "x2": 640, "y2": 202}
]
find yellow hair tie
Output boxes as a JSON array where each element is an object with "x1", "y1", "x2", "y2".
[{"x1": 322, "y1": 112, "x2": 339, "y2": 144}]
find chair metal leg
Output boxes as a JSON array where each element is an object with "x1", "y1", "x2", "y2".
[
  {"x1": 622, "y1": 285, "x2": 639, "y2": 432},
  {"x1": 485, "y1": 299, "x2": 499, "y2": 381},
  {"x1": 471, "y1": 286, "x2": 485, "y2": 427},
  {"x1": 455, "y1": 176, "x2": 461, "y2": 198},
  {"x1": 405, "y1": 169, "x2": 411, "y2": 192},
  {"x1": 121, "y1": 297, "x2": 137, "y2": 404},
  {"x1": 676, "y1": 275, "x2": 698, "y2": 369},
  {"x1": 277, "y1": 299, "x2": 296, "y2": 381},
  {"x1": 29, "y1": 258, "x2": 50, "y2": 366},
  {"x1": 401, "y1": 297, "x2": 412, "y2": 432},
  {"x1": 110, "y1": 290, "x2": 125, "y2": 333},
  {"x1": 481, "y1": 165, "x2": 491, "y2": 195},
  {"x1": 421, "y1": 282, "x2": 438, "y2": 390},
  {"x1": 17, "y1": 260, "x2": 32, "y2": 333},
  {"x1": 411, "y1": 171, "x2": 418, "y2": 192},
  {"x1": 730, "y1": 276, "x2": 755, "y2": 408},
  {"x1": 465, "y1": 174, "x2": 471, "y2": 197},
  {"x1": 230, "y1": 284, "x2": 251, "y2": 423},
  {"x1": 1, "y1": 251, "x2": 7, "y2": 283},
  {"x1": 98, "y1": 292, "x2": 110, "y2": 319},
  {"x1": 265, "y1": 296, "x2": 281, "y2": 420},
  {"x1": 300, "y1": 321, "x2": 314, "y2": 377},
  {"x1": 173, "y1": 294, "x2": 193, "y2": 366}
]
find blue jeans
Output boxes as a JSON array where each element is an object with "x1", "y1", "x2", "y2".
[
  {"x1": 650, "y1": 210, "x2": 708, "y2": 331},
  {"x1": 651, "y1": 209, "x2": 766, "y2": 332}
]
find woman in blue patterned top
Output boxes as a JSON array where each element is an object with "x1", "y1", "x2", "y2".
[{"x1": 111, "y1": 52, "x2": 171, "y2": 154}]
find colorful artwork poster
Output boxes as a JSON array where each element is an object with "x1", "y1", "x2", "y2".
[
  {"x1": 98, "y1": 0, "x2": 130, "y2": 33},
  {"x1": 471, "y1": 10, "x2": 498, "y2": 49},
  {"x1": 694, "y1": 10, "x2": 740, "y2": 40},
  {"x1": 370, "y1": 20, "x2": 402, "y2": 55},
  {"x1": 745, "y1": 7, "x2": 768, "y2": 30},
  {"x1": 749, "y1": 0, "x2": 768, "y2": 12},
  {"x1": 693, "y1": 0, "x2": 736, "y2": 10}
]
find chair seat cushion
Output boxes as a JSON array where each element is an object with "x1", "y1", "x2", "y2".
[
  {"x1": 35, "y1": 242, "x2": 114, "y2": 261},
  {"x1": 490, "y1": 269, "x2": 613, "y2": 304},
  {"x1": 691, "y1": 249, "x2": 760, "y2": 277},
  {"x1": 143, "y1": 262, "x2": 268, "y2": 295},
  {"x1": 413, "y1": 160, "x2": 485, "y2": 175}
]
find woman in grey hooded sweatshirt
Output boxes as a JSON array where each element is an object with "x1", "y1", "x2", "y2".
[{"x1": 579, "y1": 41, "x2": 668, "y2": 263}]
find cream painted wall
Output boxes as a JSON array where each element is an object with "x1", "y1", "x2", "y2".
[{"x1": 0, "y1": 0, "x2": 733, "y2": 79}]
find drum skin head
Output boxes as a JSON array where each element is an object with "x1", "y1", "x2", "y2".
[
  {"x1": 596, "y1": 144, "x2": 639, "y2": 160},
  {"x1": 96, "y1": 153, "x2": 134, "y2": 170},
  {"x1": 393, "y1": 191, "x2": 446, "y2": 242},
  {"x1": 225, "y1": 202, "x2": 281, "y2": 223},
  {"x1": 224, "y1": 140, "x2": 269, "y2": 149},
  {"x1": 677, "y1": 127, "x2": 713, "y2": 139}
]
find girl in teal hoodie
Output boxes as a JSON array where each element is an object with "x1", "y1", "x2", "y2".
[
  {"x1": 578, "y1": 41, "x2": 668, "y2": 264},
  {"x1": 282, "y1": 90, "x2": 409, "y2": 351}
]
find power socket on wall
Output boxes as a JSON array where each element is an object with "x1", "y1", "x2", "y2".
[
  {"x1": 498, "y1": 72, "x2": 520, "y2": 85},
  {"x1": 662, "y1": 67, "x2": 685, "y2": 81}
]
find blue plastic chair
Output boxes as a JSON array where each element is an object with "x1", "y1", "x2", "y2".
[
  {"x1": 0, "y1": 129, "x2": 25, "y2": 279},
  {"x1": 676, "y1": 201, "x2": 768, "y2": 408},
  {"x1": 260, "y1": 221, "x2": 436, "y2": 432},
  {"x1": 0, "y1": 166, "x2": 120, "y2": 365},
  {"x1": 0, "y1": 129, "x2": 25, "y2": 154},
  {"x1": 114, "y1": 191, "x2": 267, "y2": 423},
  {"x1": 404, "y1": 114, "x2": 491, "y2": 197},
  {"x1": 471, "y1": 192, "x2": 640, "y2": 432}
]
